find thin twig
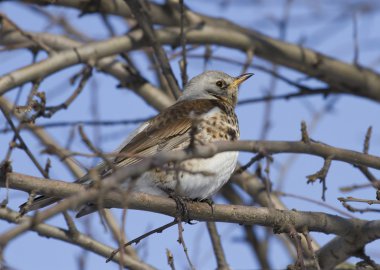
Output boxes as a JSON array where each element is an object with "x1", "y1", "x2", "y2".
[
  {"x1": 44, "y1": 158, "x2": 51, "y2": 176},
  {"x1": 259, "y1": 64, "x2": 277, "y2": 140},
  {"x1": 118, "y1": 204, "x2": 129, "y2": 270},
  {"x1": 301, "y1": 121, "x2": 311, "y2": 144},
  {"x1": 100, "y1": 13, "x2": 116, "y2": 37},
  {"x1": 363, "y1": 126, "x2": 372, "y2": 154},
  {"x1": 15, "y1": 78, "x2": 42, "y2": 115},
  {"x1": 62, "y1": 211, "x2": 79, "y2": 238},
  {"x1": 0, "y1": 14, "x2": 53, "y2": 53},
  {"x1": 0, "y1": 104, "x2": 48, "y2": 178},
  {"x1": 235, "y1": 153, "x2": 264, "y2": 174},
  {"x1": 125, "y1": 0, "x2": 181, "y2": 99},
  {"x1": 275, "y1": 191, "x2": 355, "y2": 218},
  {"x1": 166, "y1": 248, "x2": 176, "y2": 270},
  {"x1": 241, "y1": 48, "x2": 254, "y2": 74},
  {"x1": 106, "y1": 220, "x2": 177, "y2": 262},
  {"x1": 352, "y1": 12, "x2": 359, "y2": 65},
  {"x1": 354, "y1": 126, "x2": 380, "y2": 194},
  {"x1": 289, "y1": 228, "x2": 305, "y2": 270},
  {"x1": 302, "y1": 229, "x2": 320, "y2": 270},
  {"x1": 28, "y1": 6, "x2": 91, "y2": 42},
  {"x1": 176, "y1": 219, "x2": 195, "y2": 270},
  {"x1": 306, "y1": 157, "x2": 332, "y2": 201},
  {"x1": 206, "y1": 222, "x2": 230, "y2": 270},
  {"x1": 340, "y1": 182, "x2": 373, "y2": 193},
  {"x1": 179, "y1": 0, "x2": 188, "y2": 88},
  {"x1": 42, "y1": 65, "x2": 93, "y2": 118},
  {"x1": 101, "y1": 209, "x2": 138, "y2": 259},
  {"x1": 338, "y1": 196, "x2": 380, "y2": 205},
  {"x1": 78, "y1": 125, "x2": 113, "y2": 169},
  {"x1": 340, "y1": 201, "x2": 380, "y2": 214},
  {"x1": 0, "y1": 118, "x2": 149, "y2": 132},
  {"x1": 243, "y1": 225, "x2": 271, "y2": 270}
]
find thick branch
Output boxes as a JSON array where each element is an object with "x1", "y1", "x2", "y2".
[
  {"x1": 0, "y1": 172, "x2": 362, "y2": 237},
  {"x1": 317, "y1": 219, "x2": 380, "y2": 270},
  {"x1": 2, "y1": 24, "x2": 380, "y2": 104},
  {"x1": 23, "y1": 0, "x2": 380, "y2": 103},
  {"x1": 0, "y1": 26, "x2": 173, "y2": 111},
  {"x1": 4, "y1": 171, "x2": 377, "y2": 268}
]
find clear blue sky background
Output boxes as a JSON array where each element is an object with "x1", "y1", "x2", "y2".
[{"x1": 1, "y1": 1, "x2": 380, "y2": 269}]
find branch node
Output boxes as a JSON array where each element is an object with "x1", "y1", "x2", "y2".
[
  {"x1": 235, "y1": 152, "x2": 265, "y2": 174},
  {"x1": 306, "y1": 157, "x2": 332, "y2": 201},
  {"x1": 166, "y1": 248, "x2": 175, "y2": 270}
]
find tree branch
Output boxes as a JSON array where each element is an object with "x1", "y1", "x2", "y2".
[
  {"x1": 0, "y1": 25, "x2": 173, "y2": 111},
  {"x1": 0, "y1": 172, "x2": 362, "y2": 235},
  {"x1": 1, "y1": 171, "x2": 379, "y2": 270},
  {"x1": 125, "y1": 0, "x2": 181, "y2": 99},
  {"x1": 0, "y1": 208, "x2": 154, "y2": 270},
  {"x1": 23, "y1": 0, "x2": 380, "y2": 103}
]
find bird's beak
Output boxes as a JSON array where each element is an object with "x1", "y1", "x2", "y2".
[{"x1": 231, "y1": 73, "x2": 254, "y2": 87}]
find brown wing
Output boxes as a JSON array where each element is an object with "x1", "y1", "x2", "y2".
[{"x1": 113, "y1": 99, "x2": 218, "y2": 166}]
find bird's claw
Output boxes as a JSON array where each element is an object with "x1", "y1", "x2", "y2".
[
  {"x1": 195, "y1": 198, "x2": 215, "y2": 214},
  {"x1": 168, "y1": 193, "x2": 192, "y2": 223}
]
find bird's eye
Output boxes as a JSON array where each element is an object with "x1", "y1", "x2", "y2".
[{"x1": 216, "y1": 80, "x2": 224, "y2": 88}]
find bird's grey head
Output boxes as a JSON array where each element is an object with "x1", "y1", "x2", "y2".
[{"x1": 178, "y1": 70, "x2": 252, "y2": 105}]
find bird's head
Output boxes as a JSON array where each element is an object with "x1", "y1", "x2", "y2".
[{"x1": 179, "y1": 70, "x2": 253, "y2": 106}]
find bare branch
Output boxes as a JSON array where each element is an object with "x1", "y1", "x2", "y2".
[
  {"x1": 0, "y1": 103, "x2": 48, "y2": 178},
  {"x1": 0, "y1": 28, "x2": 173, "y2": 111},
  {"x1": 176, "y1": 219, "x2": 194, "y2": 270},
  {"x1": 166, "y1": 248, "x2": 175, "y2": 270},
  {"x1": 363, "y1": 126, "x2": 372, "y2": 154},
  {"x1": 301, "y1": 121, "x2": 311, "y2": 144},
  {"x1": 0, "y1": 172, "x2": 367, "y2": 236},
  {"x1": 3, "y1": 24, "x2": 380, "y2": 104},
  {"x1": 179, "y1": 0, "x2": 188, "y2": 88},
  {"x1": 206, "y1": 222, "x2": 230, "y2": 270},
  {"x1": 338, "y1": 196, "x2": 380, "y2": 205},
  {"x1": 125, "y1": 0, "x2": 181, "y2": 99},
  {"x1": 3, "y1": 171, "x2": 378, "y2": 268},
  {"x1": 23, "y1": 0, "x2": 380, "y2": 103},
  {"x1": 275, "y1": 191, "x2": 355, "y2": 218},
  {"x1": 0, "y1": 13, "x2": 53, "y2": 53},
  {"x1": 306, "y1": 157, "x2": 332, "y2": 201},
  {"x1": 107, "y1": 220, "x2": 177, "y2": 262},
  {"x1": 0, "y1": 208, "x2": 154, "y2": 270}
]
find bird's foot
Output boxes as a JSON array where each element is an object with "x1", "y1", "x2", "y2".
[
  {"x1": 194, "y1": 198, "x2": 214, "y2": 214},
  {"x1": 168, "y1": 193, "x2": 192, "y2": 223}
]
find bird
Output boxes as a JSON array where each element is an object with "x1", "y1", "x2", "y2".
[{"x1": 21, "y1": 70, "x2": 253, "y2": 217}]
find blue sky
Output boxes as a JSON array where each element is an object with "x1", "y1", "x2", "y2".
[{"x1": 1, "y1": 1, "x2": 380, "y2": 269}]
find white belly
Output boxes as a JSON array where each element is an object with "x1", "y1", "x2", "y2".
[
  {"x1": 133, "y1": 151, "x2": 239, "y2": 199},
  {"x1": 177, "y1": 151, "x2": 239, "y2": 198}
]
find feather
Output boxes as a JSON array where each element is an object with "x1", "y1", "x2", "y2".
[
  {"x1": 19, "y1": 99, "x2": 222, "y2": 216},
  {"x1": 113, "y1": 99, "x2": 218, "y2": 165}
]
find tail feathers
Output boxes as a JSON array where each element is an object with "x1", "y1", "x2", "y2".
[
  {"x1": 19, "y1": 195, "x2": 60, "y2": 214},
  {"x1": 19, "y1": 196, "x2": 97, "y2": 218},
  {"x1": 20, "y1": 172, "x2": 100, "y2": 217}
]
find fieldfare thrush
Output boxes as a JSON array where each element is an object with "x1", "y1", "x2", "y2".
[{"x1": 22, "y1": 71, "x2": 253, "y2": 216}]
